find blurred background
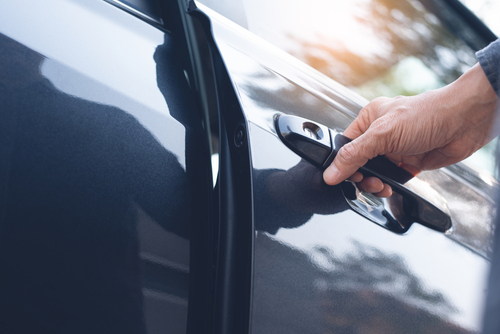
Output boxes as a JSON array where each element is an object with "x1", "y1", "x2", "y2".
[{"x1": 198, "y1": 0, "x2": 500, "y2": 178}]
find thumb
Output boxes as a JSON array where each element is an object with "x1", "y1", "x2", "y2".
[{"x1": 323, "y1": 134, "x2": 379, "y2": 185}]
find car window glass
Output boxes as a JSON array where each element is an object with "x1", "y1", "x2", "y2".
[
  {"x1": 459, "y1": 0, "x2": 500, "y2": 36},
  {"x1": 198, "y1": 0, "x2": 498, "y2": 179}
]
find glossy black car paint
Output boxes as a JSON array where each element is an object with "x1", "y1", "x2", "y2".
[
  {"x1": 0, "y1": 0, "x2": 216, "y2": 333},
  {"x1": 0, "y1": 0, "x2": 497, "y2": 334},
  {"x1": 199, "y1": 1, "x2": 497, "y2": 334}
]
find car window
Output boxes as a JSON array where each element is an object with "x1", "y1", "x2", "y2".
[
  {"x1": 459, "y1": 0, "x2": 500, "y2": 36},
  {"x1": 198, "y1": 0, "x2": 498, "y2": 178}
]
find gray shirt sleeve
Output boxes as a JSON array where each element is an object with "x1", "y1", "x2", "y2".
[
  {"x1": 479, "y1": 39, "x2": 500, "y2": 334},
  {"x1": 476, "y1": 39, "x2": 500, "y2": 96}
]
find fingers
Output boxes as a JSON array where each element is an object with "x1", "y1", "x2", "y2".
[
  {"x1": 325, "y1": 98, "x2": 394, "y2": 186},
  {"x1": 344, "y1": 97, "x2": 391, "y2": 140},
  {"x1": 323, "y1": 141, "x2": 368, "y2": 185},
  {"x1": 356, "y1": 176, "x2": 384, "y2": 193},
  {"x1": 348, "y1": 172, "x2": 393, "y2": 197},
  {"x1": 375, "y1": 184, "x2": 393, "y2": 198},
  {"x1": 356, "y1": 177, "x2": 393, "y2": 197},
  {"x1": 323, "y1": 129, "x2": 383, "y2": 185},
  {"x1": 348, "y1": 171, "x2": 363, "y2": 183},
  {"x1": 343, "y1": 118, "x2": 365, "y2": 141}
]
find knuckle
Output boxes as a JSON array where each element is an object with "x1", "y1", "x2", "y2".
[
  {"x1": 360, "y1": 101, "x2": 377, "y2": 116},
  {"x1": 360, "y1": 97, "x2": 390, "y2": 122},
  {"x1": 337, "y1": 141, "x2": 358, "y2": 165},
  {"x1": 357, "y1": 108, "x2": 374, "y2": 131},
  {"x1": 370, "y1": 118, "x2": 398, "y2": 151},
  {"x1": 372, "y1": 117, "x2": 393, "y2": 136}
]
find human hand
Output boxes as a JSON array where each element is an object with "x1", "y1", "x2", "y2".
[{"x1": 323, "y1": 63, "x2": 498, "y2": 197}]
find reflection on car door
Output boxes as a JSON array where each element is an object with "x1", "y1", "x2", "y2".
[
  {"x1": 0, "y1": 1, "x2": 213, "y2": 333},
  {"x1": 198, "y1": 3, "x2": 492, "y2": 334}
]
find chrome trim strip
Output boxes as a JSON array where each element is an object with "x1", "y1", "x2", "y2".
[{"x1": 104, "y1": 0, "x2": 164, "y2": 26}]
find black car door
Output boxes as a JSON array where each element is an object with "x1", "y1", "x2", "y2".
[
  {"x1": 0, "y1": 0, "x2": 214, "y2": 333},
  {"x1": 194, "y1": 1, "x2": 498, "y2": 333}
]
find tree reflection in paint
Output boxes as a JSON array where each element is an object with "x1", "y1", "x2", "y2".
[
  {"x1": 288, "y1": 0, "x2": 477, "y2": 99},
  {"x1": 252, "y1": 234, "x2": 471, "y2": 334}
]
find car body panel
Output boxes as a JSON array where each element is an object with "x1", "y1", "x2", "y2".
[
  {"x1": 198, "y1": 3, "x2": 494, "y2": 333},
  {"x1": 0, "y1": 0, "x2": 496, "y2": 333},
  {"x1": 0, "y1": 0, "x2": 215, "y2": 332}
]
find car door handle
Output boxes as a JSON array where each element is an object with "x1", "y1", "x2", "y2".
[
  {"x1": 275, "y1": 114, "x2": 415, "y2": 183},
  {"x1": 275, "y1": 114, "x2": 452, "y2": 233}
]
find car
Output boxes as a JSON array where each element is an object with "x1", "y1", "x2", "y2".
[{"x1": 0, "y1": 0, "x2": 496, "y2": 333}]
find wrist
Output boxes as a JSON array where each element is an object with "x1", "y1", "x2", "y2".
[
  {"x1": 443, "y1": 64, "x2": 498, "y2": 130},
  {"x1": 462, "y1": 63, "x2": 498, "y2": 104}
]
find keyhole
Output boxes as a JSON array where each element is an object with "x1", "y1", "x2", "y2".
[{"x1": 302, "y1": 122, "x2": 323, "y2": 140}]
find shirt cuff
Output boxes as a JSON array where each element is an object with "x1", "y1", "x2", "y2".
[{"x1": 476, "y1": 39, "x2": 500, "y2": 96}]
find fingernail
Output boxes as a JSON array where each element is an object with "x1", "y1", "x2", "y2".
[{"x1": 324, "y1": 164, "x2": 340, "y2": 185}]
